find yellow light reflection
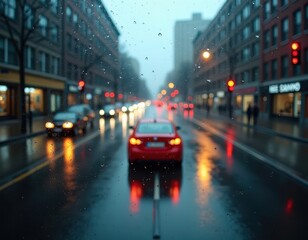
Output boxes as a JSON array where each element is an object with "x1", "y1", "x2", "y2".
[
  {"x1": 63, "y1": 138, "x2": 76, "y2": 202},
  {"x1": 99, "y1": 118, "x2": 105, "y2": 137},
  {"x1": 129, "y1": 112, "x2": 135, "y2": 126},
  {"x1": 110, "y1": 117, "x2": 115, "y2": 131},
  {"x1": 46, "y1": 139, "x2": 56, "y2": 169},
  {"x1": 122, "y1": 113, "x2": 128, "y2": 138},
  {"x1": 194, "y1": 131, "x2": 219, "y2": 209}
]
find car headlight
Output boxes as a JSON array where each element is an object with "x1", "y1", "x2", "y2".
[
  {"x1": 63, "y1": 121, "x2": 74, "y2": 128},
  {"x1": 45, "y1": 122, "x2": 55, "y2": 128},
  {"x1": 99, "y1": 109, "x2": 105, "y2": 116},
  {"x1": 122, "y1": 106, "x2": 128, "y2": 112},
  {"x1": 109, "y1": 109, "x2": 115, "y2": 115}
]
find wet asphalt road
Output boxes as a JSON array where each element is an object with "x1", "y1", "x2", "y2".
[{"x1": 0, "y1": 106, "x2": 308, "y2": 240}]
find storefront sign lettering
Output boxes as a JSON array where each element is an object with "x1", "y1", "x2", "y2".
[{"x1": 269, "y1": 82, "x2": 301, "y2": 94}]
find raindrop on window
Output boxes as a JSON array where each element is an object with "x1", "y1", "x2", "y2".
[{"x1": 158, "y1": 33, "x2": 162, "y2": 37}]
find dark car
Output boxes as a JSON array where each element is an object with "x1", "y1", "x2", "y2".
[
  {"x1": 68, "y1": 104, "x2": 95, "y2": 128},
  {"x1": 128, "y1": 118, "x2": 183, "y2": 165},
  {"x1": 99, "y1": 104, "x2": 116, "y2": 118},
  {"x1": 45, "y1": 111, "x2": 87, "y2": 137}
]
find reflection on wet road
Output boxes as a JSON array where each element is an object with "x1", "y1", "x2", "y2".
[{"x1": 1, "y1": 105, "x2": 308, "y2": 240}]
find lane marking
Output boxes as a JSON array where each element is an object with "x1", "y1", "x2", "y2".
[
  {"x1": 191, "y1": 118, "x2": 308, "y2": 187},
  {"x1": 153, "y1": 172, "x2": 160, "y2": 239},
  {"x1": 0, "y1": 126, "x2": 110, "y2": 192}
]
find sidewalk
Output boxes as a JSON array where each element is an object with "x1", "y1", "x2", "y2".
[
  {"x1": 195, "y1": 108, "x2": 308, "y2": 143},
  {"x1": 0, "y1": 116, "x2": 47, "y2": 146}
]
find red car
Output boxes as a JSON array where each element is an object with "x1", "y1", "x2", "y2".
[{"x1": 128, "y1": 118, "x2": 183, "y2": 165}]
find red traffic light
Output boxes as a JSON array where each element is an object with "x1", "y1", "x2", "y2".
[
  {"x1": 78, "y1": 80, "x2": 85, "y2": 92},
  {"x1": 227, "y1": 79, "x2": 235, "y2": 92},
  {"x1": 291, "y1": 42, "x2": 300, "y2": 65}
]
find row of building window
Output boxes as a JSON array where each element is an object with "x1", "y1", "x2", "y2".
[
  {"x1": 264, "y1": 6, "x2": 308, "y2": 50},
  {"x1": 263, "y1": 48, "x2": 308, "y2": 81},
  {"x1": 0, "y1": 37, "x2": 60, "y2": 75}
]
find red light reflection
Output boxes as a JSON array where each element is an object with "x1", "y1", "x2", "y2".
[
  {"x1": 169, "y1": 180, "x2": 180, "y2": 204},
  {"x1": 285, "y1": 199, "x2": 294, "y2": 215},
  {"x1": 130, "y1": 181, "x2": 143, "y2": 213},
  {"x1": 225, "y1": 127, "x2": 235, "y2": 169}
]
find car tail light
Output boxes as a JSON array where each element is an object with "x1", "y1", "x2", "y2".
[
  {"x1": 129, "y1": 137, "x2": 142, "y2": 145},
  {"x1": 45, "y1": 122, "x2": 55, "y2": 128},
  {"x1": 63, "y1": 121, "x2": 74, "y2": 128},
  {"x1": 189, "y1": 103, "x2": 194, "y2": 108},
  {"x1": 169, "y1": 138, "x2": 181, "y2": 145}
]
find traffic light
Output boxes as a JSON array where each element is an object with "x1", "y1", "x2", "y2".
[
  {"x1": 291, "y1": 42, "x2": 300, "y2": 65},
  {"x1": 78, "y1": 79, "x2": 85, "y2": 92},
  {"x1": 227, "y1": 79, "x2": 235, "y2": 92}
]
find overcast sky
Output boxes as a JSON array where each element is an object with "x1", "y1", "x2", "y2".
[{"x1": 103, "y1": 0, "x2": 225, "y2": 97}]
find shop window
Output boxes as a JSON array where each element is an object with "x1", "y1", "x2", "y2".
[
  {"x1": 272, "y1": 93, "x2": 301, "y2": 117},
  {"x1": 0, "y1": 85, "x2": 9, "y2": 116},
  {"x1": 26, "y1": 88, "x2": 44, "y2": 114}
]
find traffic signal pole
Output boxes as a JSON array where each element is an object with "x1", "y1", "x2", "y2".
[{"x1": 228, "y1": 91, "x2": 233, "y2": 119}]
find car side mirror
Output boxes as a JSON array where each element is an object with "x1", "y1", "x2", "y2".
[{"x1": 176, "y1": 126, "x2": 181, "y2": 130}]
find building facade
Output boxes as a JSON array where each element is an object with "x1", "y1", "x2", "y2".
[
  {"x1": 174, "y1": 13, "x2": 210, "y2": 71},
  {"x1": 193, "y1": 0, "x2": 308, "y2": 124},
  {"x1": 260, "y1": 0, "x2": 308, "y2": 123},
  {"x1": 0, "y1": 0, "x2": 119, "y2": 120}
]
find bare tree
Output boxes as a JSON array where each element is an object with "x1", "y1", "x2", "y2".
[{"x1": 0, "y1": 0, "x2": 50, "y2": 133}]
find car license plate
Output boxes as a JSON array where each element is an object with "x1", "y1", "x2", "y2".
[
  {"x1": 53, "y1": 128, "x2": 62, "y2": 133},
  {"x1": 147, "y1": 142, "x2": 164, "y2": 148}
]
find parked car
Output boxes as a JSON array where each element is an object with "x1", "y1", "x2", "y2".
[
  {"x1": 68, "y1": 104, "x2": 95, "y2": 128},
  {"x1": 128, "y1": 118, "x2": 183, "y2": 165},
  {"x1": 45, "y1": 111, "x2": 87, "y2": 137},
  {"x1": 99, "y1": 104, "x2": 116, "y2": 118}
]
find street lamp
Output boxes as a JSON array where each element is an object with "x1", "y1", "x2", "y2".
[{"x1": 202, "y1": 50, "x2": 211, "y2": 60}]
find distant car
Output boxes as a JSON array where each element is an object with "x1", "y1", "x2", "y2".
[
  {"x1": 121, "y1": 103, "x2": 134, "y2": 113},
  {"x1": 182, "y1": 102, "x2": 194, "y2": 110},
  {"x1": 68, "y1": 104, "x2": 95, "y2": 128},
  {"x1": 99, "y1": 104, "x2": 116, "y2": 118},
  {"x1": 45, "y1": 111, "x2": 87, "y2": 137},
  {"x1": 128, "y1": 118, "x2": 183, "y2": 165}
]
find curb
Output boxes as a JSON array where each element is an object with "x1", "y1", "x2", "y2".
[{"x1": 0, "y1": 130, "x2": 46, "y2": 146}]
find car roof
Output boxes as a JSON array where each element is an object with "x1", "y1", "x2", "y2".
[{"x1": 138, "y1": 118, "x2": 172, "y2": 124}]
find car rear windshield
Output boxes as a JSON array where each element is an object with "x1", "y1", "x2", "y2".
[
  {"x1": 136, "y1": 122, "x2": 174, "y2": 134},
  {"x1": 54, "y1": 113, "x2": 76, "y2": 121}
]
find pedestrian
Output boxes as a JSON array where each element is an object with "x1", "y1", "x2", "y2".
[
  {"x1": 253, "y1": 103, "x2": 259, "y2": 125},
  {"x1": 206, "y1": 103, "x2": 210, "y2": 116},
  {"x1": 246, "y1": 103, "x2": 252, "y2": 125}
]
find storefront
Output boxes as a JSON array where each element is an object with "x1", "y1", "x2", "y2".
[
  {"x1": 261, "y1": 80, "x2": 308, "y2": 122},
  {"x1": 0, "y1": 84, "x2": 17, "y2": 118},
  {"x1": 1, "y1": 70, "x2": 65, "y2": 119},
  {"x1": 234, "y1": 87, "x2": 258, "y2": 113}
]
